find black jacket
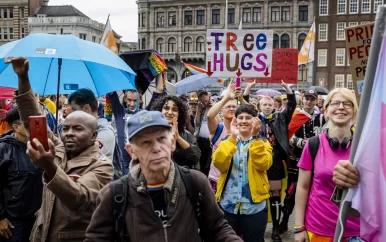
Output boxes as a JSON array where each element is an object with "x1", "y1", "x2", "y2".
[
  {"x1": 259, "y1": 93, "x2": 296, "y2": 180},
  {"x1": 173, "y1": 130, "x2": 201, "y2": 169},
  {"x1": 0, "y1": 131, "x2": 43, "y2": 220}
]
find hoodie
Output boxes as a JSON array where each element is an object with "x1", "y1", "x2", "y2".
[{"x1": 97, "y1": 118, "x2": 116, "y2": 162}]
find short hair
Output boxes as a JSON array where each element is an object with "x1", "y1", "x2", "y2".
[
  {"x1": 6, "y1": 107, "x2": 21, "y2": 126},
  {"x1": 324, "y1": 87, "x2": 358, "y2": 120},
  {"x1": 273, "y1": 96, "x2": 282, "y2": 106},
  {"x1": 68, "y1": 88, "x2": 98, "y2": 113},
  {"x1": 259, "y1": 96, "x2": 274, "y2": 106},
  {"x1": 198, "y1": 91, "x2": 209, "y2": 99},
  {"x1": 235, "y1": 104, "x2": 257, "y2": 118}
]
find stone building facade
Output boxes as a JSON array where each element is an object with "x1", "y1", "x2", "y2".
[
  {"x1": 314, "y1": 0, "x2": 380, "y2": 90},
  {"x1": 137, "y1": 0, "x2": 314, "y2": 90},
  {"x1": 0, "y1": 0, "x2": 44, "y2": 45}
]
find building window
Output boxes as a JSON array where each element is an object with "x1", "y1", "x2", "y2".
[
  {"x1": 9, "y1": 27, "x2": 13, "y2": 40},
  {"x1": 271, "y1": 7, "x2": 280, "y2": 22},
  {"x1": 347, "y1": 74, "x2": 353, "y2": 90},
  {"x1": 20, "y1": 8, "x2": 24, "y2": 18},
  {"x1": 3, "y1": 9, "x2": 8, "y2": 19},
  {"x1": 0, "y1": 28, "x2": 2, "y2": 40},
  {"x1": 320, "y1": 0, "x2": 328, "y2": 15},
  {"x1": 138, "y1": 14, "x2": 140, "y2": 27},
  {"x1": 336, "y1": 48, "x2": 346, "y2": 66},
  {"x1": 348, "y1": 22, "x2": 358, "y2": 27},
  {"x1": 184, "y1": 11, "x2": 192, "y2": 25},
  {"x1": 299, "y1": 6, "x2": 308, "y2": 21},
  {"x1": 79, "y1": 33, "x2": 86, "y2": 40},
  {"x1": 281, "y1": 6, "x2": 290, "y2": 22},
  {"x1": 273, "y1": 34, "x2": 279, "y2": 48},
  {"x1": 21, "y1": 27, "x2": 25, "y2": 38},
  {"x1": 168, "y1": 37, "x2": 176, "y2": 52},
  {"x1": 156, "y1": 38, "x2": 164, "y2": 52},
  {"x1": 318, "y1": 24, "x2": 328, "y2": 41},
  {"x1": 157, "y1": 12, "x2": 165, "y2": 27},
  {"x1": 252, "y1": 7, "x2": 261, "y2": 22},
  {"x1": 349, "y1": 0, "x2": 358, "y2": 13},
  {"x1": 337, "y1": 22, "x2": 346, "y2": 40},
  {"x1": 242, "y1": 8, "x2": 251, "y2": 23},
  {"x1": 281, "y1": 34, "x2": 290, "y2": 48},
  {"x1": 228, "y1": 8, "x2": 235, "y2": 24},
  {"x1": 335, "y1": 75, "x2": 345, "y2": 87},
  {"x1": 184, "y1": 37, "x2": 193, "y2": 52},
  {"x1": 197, "y1": 10, "x2": 205, "y2": 25},
  {"x1": 298, "y1": 33, "x2": 307, "y2": 51},
  {"x1": 196, "y1": 36, "x2": 205, "y2": 52},
  {"x1": 212, "y1": 9, "x2": 220, "y2": 24},
  {"x1": 168, "y1": 12, "x2": 176, "y2": 26},
  {"x1": 9, "y1": 8, "x2": 13, "y2": 19},
  {"x1": 338, "y1": 0, "x2": 347, "y2": 14},
  {"x1": 3, "y1": 28, "x2": 8, "y2": 40},
  {"x1": 361, "y1": 21, "x2": 371, "y2": 25},
  {"x1": 141, "y1": 13, "x2": 146, "y2": 27},
  {"x1": 318, "y1": 49, "x2": 328, "y2": 67},
  {"x1": 361, "y1": 0, "x2": 371, "y2": 13},
  {"x1": 141, "y1": 38, "x2": 146, "y2": 49},
  {"x1": 374, "y1": 0, "x2": 383, "y2": 12},
  {"x1": 92, "y1": 36, "x2": 96, "y2": 42}
]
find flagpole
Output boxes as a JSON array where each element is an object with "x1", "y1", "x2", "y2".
[
  {"x1": 100, "y1": 14, "x2": 111, "y2": 44},
  {"x1": 303, "y1": 22, "x2": 314, "y2": 92},
  {"x1": 333, "y1": 6, "x2": 386, "y2": 242}
]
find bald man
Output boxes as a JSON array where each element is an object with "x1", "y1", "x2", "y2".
[{"x1": 6, "y1": 57, "x2": 114, "y2": 242}]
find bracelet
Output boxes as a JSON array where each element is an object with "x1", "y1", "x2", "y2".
[{"x1": 293, "y1": 225, "x2": 306, "y2": 234}]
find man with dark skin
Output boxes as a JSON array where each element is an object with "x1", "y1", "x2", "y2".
[{"x1": 5, "y1": 57, "x2": 113, "y2": 242}]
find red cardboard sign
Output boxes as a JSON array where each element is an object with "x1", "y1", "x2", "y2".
[{"x1": 245, "y1": 48, "x2": 298, "y2": 84}]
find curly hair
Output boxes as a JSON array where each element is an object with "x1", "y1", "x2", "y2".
[{"x1": 151, "y1": 95, "x2": 187, "y2": 133}]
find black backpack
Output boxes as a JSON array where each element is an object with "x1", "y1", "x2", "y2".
[{"x1": 110, "y1": 165, "x2": 207, "y2": 242}]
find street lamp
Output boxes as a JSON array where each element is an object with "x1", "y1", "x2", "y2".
[{"x1": 298, "y1": 64, "x2": 306, "y2": 91}]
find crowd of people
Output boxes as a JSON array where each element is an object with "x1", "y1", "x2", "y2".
[{"x1": 0, "y1": 56, "x2": 363, "y2": 242}]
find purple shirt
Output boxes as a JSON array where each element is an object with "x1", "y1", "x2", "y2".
[{"x1": 298, "y1": 132, "x2": 360, "y2": 237}]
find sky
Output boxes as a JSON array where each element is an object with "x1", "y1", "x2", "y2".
[{"x1": 48, "y1": 0, "x2": 138, "y2": 42}]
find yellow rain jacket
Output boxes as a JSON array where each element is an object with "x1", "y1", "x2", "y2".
[{"x1": 213, "y1": 136, "x2": 273, "y2": 203}]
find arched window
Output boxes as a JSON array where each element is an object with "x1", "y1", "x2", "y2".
[
  {"x1": 184, "y1": 37, "x2": 193, "y2": 52},
  {"x1": 156, "y1": 38, "x2": 164, "y2": 53},
  {"x1": 141, "y1": 38, "x2": 146, "y2": 49},
  {"x1": 166, "y1": 69, "x2": 177, "y2": 83},
  {"x1": 281, "y1": 34, "x2": 290, "y2": 48},
  {"x1": 182, "y1": 69, "x2": 192, "y2": 79},
  {"x1": 273, "y1": 34, "x2": 279, "y2": 49},
  {"x1": 196, "y1": 36, "x2": 205, "y2": 52},
  {"x1": 298, "y1": 33, "x2": 307, "y2": 51},
  {"x1": 168, "y1": 37, "x2": 176, "y2": 53}
]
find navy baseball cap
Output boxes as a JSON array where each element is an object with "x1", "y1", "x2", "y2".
[
  {"x1": 127, "y1": 110, "x2": 171, "y2": 141},
  {"x1": 304, "y1": 89, "x2": 318, "y2": 99}
]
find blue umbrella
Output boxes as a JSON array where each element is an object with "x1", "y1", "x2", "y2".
[
  {"x1": 176, "y1": 73, "x2": 219, "y2": 95},
  {"x1": 0, "y1": 33, "x2": 136, "y2": 97}
]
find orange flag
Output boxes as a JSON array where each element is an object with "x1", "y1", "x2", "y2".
[{"x1": 101, "y1": 18, "x2": 118, "y2": 54}]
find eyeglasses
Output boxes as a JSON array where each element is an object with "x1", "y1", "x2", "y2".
[
  {"x1": 224, "y1": 105, "x2": 237, "y2": 110},
  {"x1": 329, "y1": 100, "x2": 353, "y2": 109}
]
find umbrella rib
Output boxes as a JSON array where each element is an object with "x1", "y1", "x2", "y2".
[
  {"x1": 83, "y1": 61, "x2": 99, "y2": 97},
  {"x1": 42, "y1": 58, "x2": 55, "y2": 95}
]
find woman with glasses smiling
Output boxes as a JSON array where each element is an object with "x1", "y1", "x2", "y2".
[{"x1": 294, "y1": 88, "x2": 363, "y2": 242}]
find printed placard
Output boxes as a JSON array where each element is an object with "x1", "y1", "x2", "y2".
[{"x1": 206, "y1": 29, "x2": 273, "y2": 78}]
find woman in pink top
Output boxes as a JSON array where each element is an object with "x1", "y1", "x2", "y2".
[{"x1": 294, "y1": 88, "x2": 363, "y2": 242}]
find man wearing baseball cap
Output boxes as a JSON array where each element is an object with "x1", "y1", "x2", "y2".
[
  {"x1": 281, "y1": 88, "x2": 327, "y2": 233},
  {"x1": 85, "y1": 110, "x2": 241, "y2": 242}
]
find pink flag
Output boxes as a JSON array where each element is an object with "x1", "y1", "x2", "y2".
[{"x1": 343, "y1": 37, "x2": 386, "y2": 241}]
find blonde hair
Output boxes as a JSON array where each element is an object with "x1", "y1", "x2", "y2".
[
  {"x1": 259, "y1": 96, "x2": 274, "y2": 106},
  {"x1": 324, "y1": 87, "x2": 358, "y2": 121}
]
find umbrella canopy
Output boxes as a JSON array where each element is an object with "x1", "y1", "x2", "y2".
[
  {"x1": 176, "y1": 73, "x2": 219, "y2": 95},
  {"x1": 307, "y1": 86, "x2": 329, "y2": 95},
  {"x1": 0, "y1": 33, "x2": 136, "y2": 97},
  {"x1": 256, "y1": 89, "x2": 282, "y2": 97},
  {"x1": 0, "y1": 87, "x2": 15, "y2": 99}
]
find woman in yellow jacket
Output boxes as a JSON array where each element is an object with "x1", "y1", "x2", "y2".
[{"x1": 213, "y1": 104, "x2": 273, "y2": 242}]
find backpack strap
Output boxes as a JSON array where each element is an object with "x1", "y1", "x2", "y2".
[
  {"x1": 176, "y1": 166, "x2": 202, "y2": 219},
  {"x1": 211, "y1": 123, "x2": 224, "y2": 146},
  {"x1": 111, "y1": 175, "x2": 129, "y2": 242},
  {"x1": 308, "y1": 135, "x2": 320, "y2": 166}
]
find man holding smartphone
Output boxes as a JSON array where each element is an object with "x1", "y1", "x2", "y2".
[{"x1": 5, "y1": 57, "x2": 114, "y2": 242}]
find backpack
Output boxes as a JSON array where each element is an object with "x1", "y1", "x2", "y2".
[
  {"x1": 308, "y1": 135, "x2": 321, "y2": 191},
  {"x1": 110, "y1": 165, "x2": 208, "y2": 242}
]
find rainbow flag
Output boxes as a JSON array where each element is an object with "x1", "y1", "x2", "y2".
[
  {"x1": 340, "y1": 33, "x2": 386, "y2": 242},
  {"x1": 183, "y1": 62, "x2": 226, "y2": 83}
]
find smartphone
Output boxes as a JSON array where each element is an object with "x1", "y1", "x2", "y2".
[
  {"x1": 235, "y1": 77, "x2": 241, "y2": 88},
  {"x1": 29, "y1": 116, "x2": 49, "y2": 152}
]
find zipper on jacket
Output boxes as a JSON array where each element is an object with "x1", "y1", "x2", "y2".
[{"x1": 163, "y1": 224, "x2": 170, "y2": 242}]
